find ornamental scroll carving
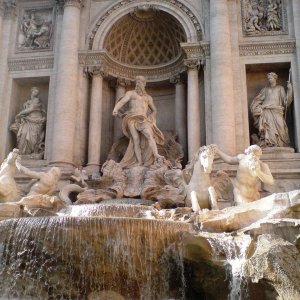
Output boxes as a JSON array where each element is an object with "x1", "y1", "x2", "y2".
[
  {"x1": 17, "y1": 7, "x2": 54, "y2": 52},
  {"x1": 242, "y1": 0, "x2": 287, "y2": 36}
]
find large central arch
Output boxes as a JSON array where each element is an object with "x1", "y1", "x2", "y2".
[{"x1": 88, "y1": 0, "x2": 204, "y2": 51}]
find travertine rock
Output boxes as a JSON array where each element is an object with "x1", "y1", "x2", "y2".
[{"x1": 244, "y1": 234, "x2": 300, "y2": 299}]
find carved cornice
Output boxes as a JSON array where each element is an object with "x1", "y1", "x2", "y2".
[
  {"x1": 79, "y1": 51, "x2": 186, "y2": 82},
  {"x1": 88, "y1": 0, "x2": 203, "y2": 50},
  {"x1": 181, "y1": 42, "x2": 209, "y2": 59},
  {"x1": 239, "y1": 41, "x2": 296, "y2": 56},
  {"x1": 8, "y1": 56, "x2": 54, "y2": 71}
]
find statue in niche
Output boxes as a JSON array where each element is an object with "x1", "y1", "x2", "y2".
[
  {"x1": 112, "y1": 76, "x2": 165, "y2": 168},
  {"x1": 217, "y1": 145, "x2": 274, "y2": 205},
  {"x1": 10, "y1": 87, "x2": 46, "y2": 158},
  {"x1": 18, "y1": 10, "x2": 52, "y2": 50},
  {"x1": 250, "y1": 72, "x2": 293, "y2": 148}
]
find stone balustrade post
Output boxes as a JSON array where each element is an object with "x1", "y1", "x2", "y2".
[
  {"x1": 170, "y1": 74, "x2": 187, "y2": 159},
  {"x1": 86, "y1": 66, "x2": 106, "y2": 174},
  {"x1": 49, "y1": 0, "x2": 83, "y2": 166},
  {"x1": 210, "y1": 0, "x2": 236, "y2": 154},
  {"x1": 185, "y1": 59, "x2": 201, "y2": 160}
]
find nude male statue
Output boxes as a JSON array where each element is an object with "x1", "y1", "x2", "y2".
[
  {"x1": 17, "y1": 164, "x2": 61, "y2": 196},
  {"x1": 216, "y1": 145, "x2": 274, "y2": 205},
  {"x1": 112, "y1": 76, "x2": 164, "y2": 168}
]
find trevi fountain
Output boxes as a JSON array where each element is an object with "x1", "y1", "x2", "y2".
[{"x1": 0, "y1": 0, "x2": 300, "y2": 299}]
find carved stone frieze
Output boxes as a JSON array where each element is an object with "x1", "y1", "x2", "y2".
[
  {"x1": 16, "y1": 7, "x2": 55, "y2": 52},
  {"x1": 88, "y1": 0, "x2": 202, "y2": 50},
  {"x1": 239, "y1": 40, "x2": 296, "y2": 56},
  {"x1": 8, "y1": 56, "x2": 54, "y2": 71},
  {"x1": 241, "y1": 0, "x2": 288, "y2": 36}
]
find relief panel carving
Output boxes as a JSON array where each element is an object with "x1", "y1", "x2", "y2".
[
  {"x1": 242, "y1": 0, "x2": 288, "y2": 36},
  {"x1": 16, "y1": 7, "x2": 55, "y2": 52}
]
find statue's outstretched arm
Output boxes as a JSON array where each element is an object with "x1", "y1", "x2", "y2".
[
  {"x1": 19, "y1": 165, "x2": 42, "y2": 180},
  {"x1": 216, "y1": 148, "x2": 239, "y2": 165}
]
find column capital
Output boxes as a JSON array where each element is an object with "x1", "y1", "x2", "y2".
[
  {"x1": 184, "y1": 58, "x2": 200, "y2": 70},
  {"x1": 3, "y1": 0, "x2": 16, "y2": 19},
  {"x1": 170, "y1": 74, "x2": 185, "y2": 85},
  {"x1": 116, "y1": 77, "x2": 131, "y2": 88},
  {"x1": 61, "y1": 0, "x2": 84, "y2": 10},
  {"x1": 88, "y1": 66, "x2": 107, "y2": 78}
]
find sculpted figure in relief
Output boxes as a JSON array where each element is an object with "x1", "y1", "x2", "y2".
[
  {"x1": 112, "y1": 76, "x2": 164, "y2": 168},
  {"x1": 10, "y1": 87, "x2": 46, "y2": 157},
  {"x1": 250, "y1": 72, "x2": 293, "y2": 148},
  {"x1": 18, "y1": 12, "x2": 52, "y2": 50},
  {"x1": 266, "y1": 0, "x2": 280, "y2": 31},
  {"x1": 217, "y1": 145, "x2": 274, "y2": 205},
  {"x1": 245, "y1": 0, "x2": 264, "y2": 32}
]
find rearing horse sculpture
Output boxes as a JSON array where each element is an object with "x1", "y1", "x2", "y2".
[
  {"x1": 0, "y1": 149, "x2": 21, "y2": 202},
  {"x1": 183, "y1": 145, "x2": 220, "y2": 212}
]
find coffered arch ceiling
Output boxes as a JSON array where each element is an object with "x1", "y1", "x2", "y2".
[{"x1": 103, "y1": 9, "x2": 187, "y2": 67}]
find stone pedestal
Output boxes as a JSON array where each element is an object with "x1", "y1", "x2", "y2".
[{"x1": 210, "y1": 0, "x2": 236, "y2": 155}]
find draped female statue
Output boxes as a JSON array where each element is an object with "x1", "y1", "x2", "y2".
[{"x1": 10, "y1": 87, "x2": 46, "y2": 157}]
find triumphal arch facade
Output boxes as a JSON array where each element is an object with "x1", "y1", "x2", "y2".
[{"x1": 0, "y1": 0, "x2": 300, "y2": 192}]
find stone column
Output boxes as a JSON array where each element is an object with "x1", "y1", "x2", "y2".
[
  {"x1": 170, "y1": 74, "x2": 187, "y2": 159},
  {"x1": 86, "y1": 67, "x2": 105, "y2": 174},
  {"x1": 113, "y1": 78, "x2": 130, "y2": 142},
  {"x1": 292, "y1": 0, "x2": 300, "y2": 150},
  {"x1": 50, "y1": 0, "x2": 83, "y2": 166},
  {"x1": 0, "y1": 1, "x2": 16, "y2": 161},
  {"x1": 210, "y1": 0, "x2": 236, "y2": 154},
  {"x1": 185, "y1": 59, "x2": 201, "y2": 160}
]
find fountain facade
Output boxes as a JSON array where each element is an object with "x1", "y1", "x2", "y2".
[{"x1": 0, "y1": 0, "x2": 299, "y2": 299}]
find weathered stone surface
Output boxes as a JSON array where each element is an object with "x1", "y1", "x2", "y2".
[
  {"x1": 199, "y1": 190, "x2": 300, "y2": 232},
  {"x1": 0, "y1": 203, "x2": 24, "y2": 220},
  {"x1": 244, "y1": 234, "x2": 300, "y2": 299}
]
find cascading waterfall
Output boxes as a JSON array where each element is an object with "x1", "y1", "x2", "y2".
[
  {"x1": 0, "y1": 215, "x2": 191, "y2": 299},
  {"x1": 204, "y1": 232, "x2": 252, "y2": 300}
]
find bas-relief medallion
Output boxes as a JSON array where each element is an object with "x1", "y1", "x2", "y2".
[
  {"x1": 242, "y1": 0, "x2": 288, "y2": 36},
  {"x1": 16, "y1": 7, "x2": 54, "y2": 52}
]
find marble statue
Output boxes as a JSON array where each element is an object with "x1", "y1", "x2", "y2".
[
  {"x1": 250, "y1": 72, "x2": 293, "y2": 147},
  {"x1": 112, "y1": 76, "x2": 165, "y2": 168},
  {"x1": 10, "y1": 87, "x2": 46, "y2": 157},
  {"x1": 183, "y1": 145, "x2": 219, "y2": 212},
  {"x1": 18, "y1": 165, "x2": 61, "y2": 196},
  {"x1": 0, "y1": 149, "x2": 21, "y2": 202},
  {"x1": 217, "y1": 145, "x2": 274, "y2": 205}
]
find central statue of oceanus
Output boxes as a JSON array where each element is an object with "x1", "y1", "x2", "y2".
[{"x1": 112, "y1": 76, "x2": 165, "y2": 168}]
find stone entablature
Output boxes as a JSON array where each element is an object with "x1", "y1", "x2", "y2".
[
  {"x1": 8, "y1": 56, "x2": 54, "y2": 71},
  {"x1": 239, "y1": 40, "x2": 296, "y2": 56}
]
